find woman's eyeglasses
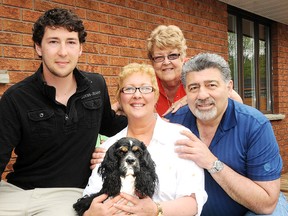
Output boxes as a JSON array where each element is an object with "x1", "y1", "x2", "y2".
[
  {"x1": 151, "y1": 53, "x2": 180, "y2": 63},
  {"x1": 121, "y1": 86, "x2": 154, "y2": 94}
]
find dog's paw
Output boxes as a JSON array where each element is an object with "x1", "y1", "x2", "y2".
[{"x1": 73, "y1": 195, "x2": 94, "y2": 216}]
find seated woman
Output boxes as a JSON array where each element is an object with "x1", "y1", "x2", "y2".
[{"x1": 82, "y1": 63, "x2": 207, "y2": 216}]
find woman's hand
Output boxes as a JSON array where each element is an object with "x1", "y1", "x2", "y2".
[
  {"x1": 162, "y1": 95, "x2": 187, "y2": 116},
  {"x1": 84, "y1": 194, "x2": 128, "y2": 216},
  {"x1": 113, "y1": 193, "x2": 157, "y2": 216}
]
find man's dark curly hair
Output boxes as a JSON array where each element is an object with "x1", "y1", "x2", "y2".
[{"x1": 32, "y1": 8, "x2": 87, "y2": 46}]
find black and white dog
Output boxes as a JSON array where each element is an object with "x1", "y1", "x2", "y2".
[{"x1": 73, "y1": 137, "x2": 158, "y2": 216}]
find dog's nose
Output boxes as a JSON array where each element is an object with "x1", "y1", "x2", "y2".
[{"x1": 126, "y1": 158, "x2": 136, "y2": 164}]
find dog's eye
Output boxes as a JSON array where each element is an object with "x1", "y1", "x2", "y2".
[
  {"x1": 132, "y1": 146, "x2": 140, "y2": 152},
  {"x1": 119, "y1": 146, "x2": 128, "y2": 152}
]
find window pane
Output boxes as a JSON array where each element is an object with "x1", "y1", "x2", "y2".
[
  {"x1": 228, "y1": 14, "x2": 239, "y2": 93},
  {"x1": 243, "y1": 19, "x2": 256, "y2": 107},
  {"x1": 259, "y1": 24, "x2": 271, "y2": 111}
]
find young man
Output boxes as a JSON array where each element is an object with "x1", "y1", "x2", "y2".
[
  {"x1": 166, "y1": 53, "x2": 288, "y2": 215},
  {"x1": 0, "y1": 8, "x2": 126, "y2": 215}
]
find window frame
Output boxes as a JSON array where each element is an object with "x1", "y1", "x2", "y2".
[{"x1": 228, "y1": 6, "x2": 273, "y2": 113}]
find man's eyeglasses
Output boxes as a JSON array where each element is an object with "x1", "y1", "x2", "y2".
[
  {"x1": 151, "y1": 53, "x2": 180, "y2": 63},
  {"x1": 121, "y1": 86, "x2": 154, "y2": 94}
]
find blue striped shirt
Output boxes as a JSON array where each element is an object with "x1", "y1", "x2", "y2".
[{"x1": 166, "y1": 99, "x2": 282, "y2": 216}]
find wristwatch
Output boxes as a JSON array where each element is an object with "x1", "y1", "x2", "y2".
[{"x1": 208, "y1": 159, "x2": 224, "y2": 174}]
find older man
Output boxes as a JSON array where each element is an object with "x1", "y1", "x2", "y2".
[{"x1": 166, "y1": 53, "x2": 288, "y2": 216}]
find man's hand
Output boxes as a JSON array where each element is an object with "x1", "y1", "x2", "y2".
[
  {"x1": 90, "y1": 147, "x2": 106, "y2": 170},
  {"x1": 112, "y1": 101, "x2": 126, "y2": 116},
  {"x1": 175, "y1": 130, "x2": 217, "y2": 170}
]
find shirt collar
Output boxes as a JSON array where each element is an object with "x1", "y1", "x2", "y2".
[{"x1": 34, "y1": 64, "x2": 90, "y2": 101}]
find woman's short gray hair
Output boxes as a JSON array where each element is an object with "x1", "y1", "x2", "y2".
[{"x1": 181, "y1": 53, "x2": 232, "y2": 87}]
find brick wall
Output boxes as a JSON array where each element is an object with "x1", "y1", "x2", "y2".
[
  {"x1": 271, "y1": 22, "x2": 288, "y2": 173},
  {"x1": 0, "y1": 0, "x2": 229, "y2": 98},
  {"x1": 0, "y1": 0, "x2": 288, "y2": 180}
]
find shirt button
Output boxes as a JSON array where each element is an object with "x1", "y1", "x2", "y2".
[
  {"x1": 65, "y1": 115, "x2": 69, "y2": 120},
  {"x1": 39, "y1": 113, "x2": 44, "y2": 118}
]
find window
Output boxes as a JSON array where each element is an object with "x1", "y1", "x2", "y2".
[{"x1": 228, "y1": 7, "x2": 272, "y2": 113}]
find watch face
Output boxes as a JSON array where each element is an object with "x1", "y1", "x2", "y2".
[
  {"x1": 215, "y1": 160, "x2": 223, "y2": 171},
  {"x1": 208, "y1": 160, "x2": 224, "y2": 174}
]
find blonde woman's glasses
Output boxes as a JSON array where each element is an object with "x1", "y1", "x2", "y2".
[{"x1": 121, "y1": 86, "x2": 154, "y2": 94}]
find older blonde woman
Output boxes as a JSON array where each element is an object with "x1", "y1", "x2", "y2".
[
  {"x1": 83, "y1": 63, "x2": 207, "y2": 216},
  {"x1": 147, "y1": 25, "x2": 243, "y2": 116}
]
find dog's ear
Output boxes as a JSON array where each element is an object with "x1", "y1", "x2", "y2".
[
  {"x1": 97, "y1": 140, "x2": 122, "y2": 197},
  {"x1": 135, "y1": 141, "x2": 158, "y2": 198},
  {"x1": 98, "y1": 142, "x2": 118, "y2": 175},
  {"x1": 139, "y1": 141, "x2": 155, "y2": 170}
]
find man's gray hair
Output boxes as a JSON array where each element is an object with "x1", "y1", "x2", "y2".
[{"x1": 181, "y1": 53, "x2": 232, "y2": 87}]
